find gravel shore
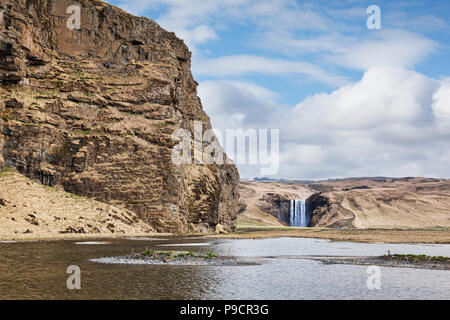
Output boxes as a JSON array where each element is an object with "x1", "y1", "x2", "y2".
[
  {"x1": 90, "y1": 255, "x2": 259, "y2": 266},
  {"x1": 305, "y1": 256, "x2": 450, "y2": 270}
]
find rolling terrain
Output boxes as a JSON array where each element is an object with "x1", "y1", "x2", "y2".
[{"x1": 239, "y1": 178, "x2": 450, "y2": 229}]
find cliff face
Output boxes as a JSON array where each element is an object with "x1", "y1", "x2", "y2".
[
  {"x1": 0, "y1": 0, "x2": 240, "y2": 233},
  {"x1": 308, "y1": 187, "x2": 450, "y2": 229},
  {"x1": 239, "y1": 179, "x2": 450, "y2": 229},
  {"x1": 306, "y1": 177, "x2": 450, "y2": 228},
  {"x1": 238, "y1": 181, "x2": 313, "y2": 226},
  {"x1": 306, "y1": 193, "x2": 355, "y2": 228}
]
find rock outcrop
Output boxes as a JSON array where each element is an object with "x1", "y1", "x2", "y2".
[
  {"x1": 306, "y1": 193, "x2": 355, "y2": 228},
  {"x1": 307, "y1": 187, "x2": 450, "y2": 229},
  {"x1": 306, "y1": 177, "x2": 450, "y2": 228},
  {"x1": 239, "y1": 178, "x2": 450, "y2": 229},
  {"x1": 0, "y1": 0, "x2": 239, "y2": 233},
  {"x1": 238, "y1": 181, "x2": 313, "y2": 226}
]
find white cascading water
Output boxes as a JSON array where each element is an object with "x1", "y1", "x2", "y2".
[{"x1": 289, "y1": 199, "x2": 308, "y2": 227}]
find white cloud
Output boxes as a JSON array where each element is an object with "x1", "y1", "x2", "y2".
[
  {"x1": 112, "y1": 0, "x2": 438, "y2": 70},
  {"x1": 259, "y1": 29, "x2": 437, "y2": 71},
  {"x1": 112, "y1": 0, "x2": 144, "y2": 15},
  {"x1": 326, "y1": 30, "x2": 437, "y2": 70},
  {"x1": 384, "y1": 11, "x2": 448, "y2": 33},
  {"x1": 432, "y1": 79, "x2": 450, "y2": 130},
  {"x1": 194, "y1": 55, "x2": 349, "y2": 87},
  {"x1": 199, "y1": 68, "x2": 450, "y2": 179},
  {"x1": 293, "y1": 67, "x2": 439, "y2": 130},
  {"x1": 281, "y1": 144, "x2": 325, "y2": 165},
  {"x1": 175, "y1": 25, "x2": 218, "y2": 46},
  {"x1": 113, "y1": 0, "x2": 226, "y2": 49},
  {"x1": 199, "y1": 80, "x2": 284, "y2": 131},
  {"x1": 111, "y1": 0, "x2": 438, "y2": 89},
  {"x1": 107, "y1": 0, "x2": 449, "y2": 179}
]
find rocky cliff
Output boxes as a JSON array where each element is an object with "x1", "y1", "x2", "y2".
[
  {"x1": 0, "y1": 0, "x2": 240, "y2": 234},
  {"x1": 307, "y1": 178, "x2": 450, "y2": 229},
  {"x1": 239, "y1": 178, "x2": 450, "y2": 229},
  {"x1": 238, "y1": 181, "x2": 313, "y2": 226}
]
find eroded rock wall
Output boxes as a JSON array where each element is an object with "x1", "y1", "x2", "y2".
[
  {"x1": 306, "y1": 193, "x2": 355, "y2": 228},
  {"x1": 0, "y1": 0, "x2": 239, "y2": 233}
]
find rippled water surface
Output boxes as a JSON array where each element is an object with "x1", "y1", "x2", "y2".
[{"x1": 0, "y1": 237, "x2": 449, "y2": 299}]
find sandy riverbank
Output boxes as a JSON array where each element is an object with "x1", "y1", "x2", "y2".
[
  {"x1": 2, "y1": 227, "x2": 449, "y2": 244},
  {"x1": 208, "y1": 227, "x2": 450, "y2": 244}
]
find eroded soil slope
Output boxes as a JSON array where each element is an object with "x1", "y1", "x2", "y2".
[{"x1": 0, "y1": 168, "x2": 154, "y2": 238}]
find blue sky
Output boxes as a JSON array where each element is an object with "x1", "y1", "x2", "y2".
[{"x1": 106, "y1": 0, "x2": 450, "y2": 180}]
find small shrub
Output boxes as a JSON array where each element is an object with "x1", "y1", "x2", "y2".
[
  {"x1": 0, "y1": 167, "x2": 15, "y2": 178},
  {"x1": 205, "y1": 252, "x2": 217, "y2": 259},
  {"x1": 142, "y1": 249, "x2": 154, "y2": 256}
]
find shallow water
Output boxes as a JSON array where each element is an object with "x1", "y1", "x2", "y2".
[{"x1": 0, "y1": 237, "x2": 449, "y2": 299}]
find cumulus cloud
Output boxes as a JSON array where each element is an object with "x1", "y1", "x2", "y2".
[
  {"x1": 325, "y1": 30, "x2": 437, "y2": 70},
  {"x1": 199, "y1": 68, "x2": 450, "y2": 179},
  {"x1": 107, "y1": 0, "x2": 449, "y2": 179},
  {"x1": 260, "y1": 29, "x2": 437, "y2": 71},
  {"x1": 109, "y1": 0, "x2": 352, "y2": 85},
  {"x1": 432, "y1": 79, "x2": 450, "y2": 130},
  {"x1": 293, "y1": 68, "x2": 439, "y2": 130},
  {"x1": 194, "y1": 55, "x2": 349, "y2": 86},
  {"x1": 199, "y1": 80, "x2": 285, "y2": 131}
]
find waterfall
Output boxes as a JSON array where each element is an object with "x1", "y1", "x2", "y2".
[{"x1": 289, "y1": 199, "x2": 309, "y2": 227}]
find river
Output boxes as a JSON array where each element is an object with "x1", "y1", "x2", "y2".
[{"x1": 0, "y1": 237, "x2": 448, "y2": 299}]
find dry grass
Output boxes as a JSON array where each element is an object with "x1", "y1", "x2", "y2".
[
  {"x1": 0, "y1": 168, "x2": 155, "y2": 239},
  {"x1": 210, "y1": 225, "x2": 450, "y2": 244}
]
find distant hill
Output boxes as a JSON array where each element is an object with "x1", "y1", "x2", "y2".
[{"x1": 240, "y1": 177, "x2": 450, "y2": 229}]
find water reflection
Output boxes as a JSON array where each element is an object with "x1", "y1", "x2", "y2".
[{"x1": 0, "y1": 237, "x2": 449, "y2": 299}]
